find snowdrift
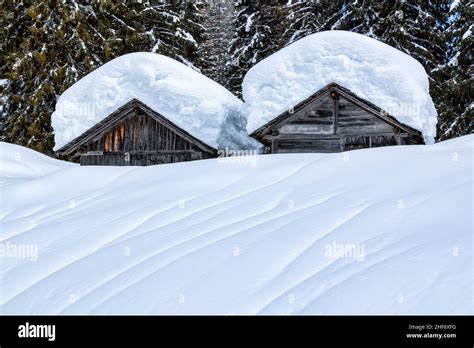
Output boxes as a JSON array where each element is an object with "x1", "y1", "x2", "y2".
[
  {"x1": 52, "y1": 52, "x2": 259, "y2": 151},
  {"x1": 0, "y1": 142, "x2": 74, "y2": 183},
  {"x1": 0, "y1": 136, "x2": 472, "y2": 314},
  {"x1": 243, "y1": 31, "x2": 438, "y2": 143}
]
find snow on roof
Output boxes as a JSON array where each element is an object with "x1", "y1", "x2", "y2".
[
  {"x1": 243, "y1": 31, "x2": 438, "y2": 143},
  {"x1": 52, "y1": 52, "x2": 259, "y2": 151}
]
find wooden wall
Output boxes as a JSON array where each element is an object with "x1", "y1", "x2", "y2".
[
  {"x1": 77, "y1": 107, "x2": 215, "y2": 166},
  {"x1": 84, "y1": 109, "x2": 206, "y2": 154},
  {"x1": 80, "y1": 151, "x2": 204, "y2": 166},
  {"x1": 266, "y1": 93, "x2": 408, "y2": 154}
]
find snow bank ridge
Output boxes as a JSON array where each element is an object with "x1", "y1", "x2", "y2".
[{"x1": 0, "y1": 135, "x2": 472, "y2": 314}]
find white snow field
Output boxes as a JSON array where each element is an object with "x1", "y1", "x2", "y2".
[
  {"x1": 0, "y1": 136, "x2": 472, "y2": 314},
  {"x1": 0, "y1": 142, "x2": 74, "y2": 185},
  {"x1": 243, "y1": 31, "x2": 438, "y2": 143},
  {"x1": 51, "y1": 52, "x2": 259, "y2": 151}
]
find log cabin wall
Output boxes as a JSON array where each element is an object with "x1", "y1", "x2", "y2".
[
  {"x1": 261, "y1": 90, "x2": 415, "y2": 154},
  {"x1": 73, "y1": 104, "x2": 216, "y2": 166},
  {"x1": 84, "y1": 108, "x2": 208, "y2": 154}
]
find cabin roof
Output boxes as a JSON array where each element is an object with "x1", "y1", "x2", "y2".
[
  {"x1": 56, "y1": 99, "x2": 218, "y2": 156},
  {"x1": 243, "y1": 31, "x2": 437, "y2": 143},
  {"x1": 52, "y1": 52, "x2": 258, "y2": 151},
  {"x1": 249, "y1": 82, "x2": 424, "y2": 141}
]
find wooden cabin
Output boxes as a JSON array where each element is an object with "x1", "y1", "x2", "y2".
[
  {"x1": 56, "y1": 99, "x2": 218, "y2": 166},
  {"x1": 250, "y1": 83, "x2": 424, "y2": 154}
]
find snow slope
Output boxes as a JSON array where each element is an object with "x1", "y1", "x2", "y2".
[
  {"x1": 1, "y1": 136, "x2": 473, "y2": 314},
  {"x1": 0, "y1": 142, "x2": 74, "y2": 184},
  {"x1": 243, "y1": 31, "x2": 438, "y2": 143},
  {"x1": 52, "y1": 52, "x2": 259, "y2": 151}
]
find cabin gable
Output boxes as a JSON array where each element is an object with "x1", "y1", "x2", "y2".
[
  {"x1": 56, "y1": 99, "x2": 217, "y2": 166},
  {"x1": 251, "y1": 83, "x2": 423, "y2": 153}
]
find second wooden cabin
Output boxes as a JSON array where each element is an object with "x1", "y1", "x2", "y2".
[{"x1": 250, "y1": 83, "x2": 424, "y2": 154}]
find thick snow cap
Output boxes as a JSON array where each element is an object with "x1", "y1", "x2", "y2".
[
  {"x1": 52, "y1": 52, "x2": 259, "y2": 151},
  {"x1": 243, "y1": 31, "x2": 438, "y2": 143}
]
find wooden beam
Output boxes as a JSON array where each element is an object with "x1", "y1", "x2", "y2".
[
  {"x1": 251, "y1": 89, "x2": 332, "y2": 139},
  {"x1": 335, "y1": 87, "x2": 418, "y2": 136},
  {"x1": 275, "y1": 132, "x2": 407, "y2": 140},
  {"x1": 331, "y1": 90, "x2": 339, "y2": 134},
  {"x1": 271, "y1": 139, "x2": 278, "y2": 154}
]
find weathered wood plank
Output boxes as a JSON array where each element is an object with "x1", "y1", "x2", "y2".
[
  {"x1": 332, "y1": 92, "x2": 339, "y2": 135},
  {"x1": 337, "y1": 123, "x2": 394, "y2": 134},
  {"x1": 279, "y1": 123, "x2": 334, "y2": 134},
  {"x1": 277, "y1": 147, "x2": 340, "y2": 153},
  {"x1": 73, "y1": 102, "x2": 217, "y2": 166}
]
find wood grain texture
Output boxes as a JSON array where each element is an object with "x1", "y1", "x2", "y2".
[
  {"x1": 259, "y1": 86, "x2": 422, "y2": 154},
  {"x1": 57, "y1": 99, "x2": 217, "y2": 166}
]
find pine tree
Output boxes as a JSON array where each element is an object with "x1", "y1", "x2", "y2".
[
  {"x1": 163, "y1": 1, "x2": 206, "y2": 70},
  {"x1": 99, "y1": 1, "x2": 204, "y2": 67},
  {"x1": 1, "y1": 0, "x2": 204, "y2": 153},
  {"x1": 1, "y1": 0, "x2": 471, "y2": 153},
  {"x1": 281, "y1": 0, "x2": 345, "y2": 44},
  {"x1": 436, "y1": 0, "x2": 473, "y2": 139},
  {"x1": 200, "y1": 0, "x2": 236, "y2": 88},
  {"x1": 332, "y1": 0, "x2": 453, "y2": 140},
  {"x1": 332, "y1": 0, "x2": 449, "y2": 73},
  {"x1": 226, "y1": 0, "x2": 287, "y2": 97}
]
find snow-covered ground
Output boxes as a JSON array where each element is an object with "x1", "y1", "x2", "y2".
[
  {"x1": 0, "y1": 136, "x2": 472, "y2": 314},
  {"x1": 0, "y1": 142, "x2": 74, "y2": 185},
  {"x1": 243, "y1": 31, "x2": 438, "y2": 143}
]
